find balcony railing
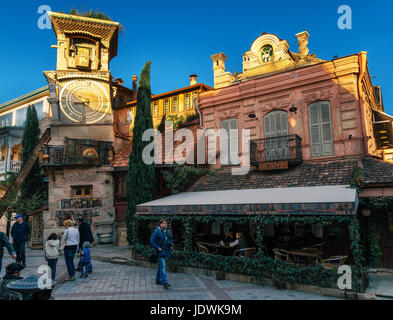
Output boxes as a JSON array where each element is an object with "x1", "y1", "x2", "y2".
[
  {"x1": 42, "y1": 142, "x2": 112, "y2": 167},
  {"x1": 250, "y1": 134, "x2": 302, "y2": 168},
  {"x1": 9, "y1": 160, "x2": 22, "y2": 173},
  {"x1": 0, "y1": 160, "x2": 22, "y2": 174}
]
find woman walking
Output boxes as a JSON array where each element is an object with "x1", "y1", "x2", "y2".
[
  {"x1": 45, "y1": 233, "x2": 60, "y2": 281},
  {"x1": 61, "y1": 220, "x2": 79, "y2": 281}
]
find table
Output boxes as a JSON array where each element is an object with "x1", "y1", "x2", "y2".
[
  {"x1": 208, "y1": 242, "x2": 231, "y2": 249},
  {"x1": 287, "y1": 249, "x2": 324, "y2": 265},
  {"x1": 207, "y1": 243, "x2": 233, "y2": 256}
]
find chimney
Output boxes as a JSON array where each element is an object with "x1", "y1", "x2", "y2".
[
  {"x1": 295, "y1": 31, "x2": 310, "y2": 58},
  {"x1": 132, "y1": 75, "x2": 138, "y2": 98},
  {"x1": 189, "y1": 74, "x2": 198, "y2": 86}
]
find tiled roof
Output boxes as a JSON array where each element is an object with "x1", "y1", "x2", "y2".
[
  {"x1": 190, "y1": 160, "x2": 359, "y2": 192},
  {"x1": 362, "y1": 158, "x2": 393, "y2": 186}
]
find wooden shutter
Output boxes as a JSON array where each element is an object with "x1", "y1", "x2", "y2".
[
  {"x1": 229, "y1": 118, "x2": 239, "y2": 165},
  {"x1": 221, "y1": 118, "x2": 239, "y2": 165},
  {"x1": 221, "y1": 119, "x2": 230, "y2": 165},
  {"x1": 308, "y1": 101, "x2": 334, "y2": 157}
]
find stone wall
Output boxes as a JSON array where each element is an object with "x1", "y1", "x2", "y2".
[{"x1": 43, "y1": 165, "x2": 116, "y2": 245}]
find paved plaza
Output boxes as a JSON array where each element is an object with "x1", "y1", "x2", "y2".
[{"x1": 0, "y1": 247, "x2": 342, "y2": 300}]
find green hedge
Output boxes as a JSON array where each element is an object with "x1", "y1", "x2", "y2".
[{"x1": 130, "y1": 214, "x2": 365, "y2": 291}]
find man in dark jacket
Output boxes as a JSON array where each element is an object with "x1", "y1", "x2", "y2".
[
  {"x1": 76, "y1": 218, "x2": 94, "y2": 273},
  {"x1": 0, "y1": 232, "x2": 16, "y2": 273},
  {"x1": 10, "y1": 215, "x2": 30, "y2": 267},
  {"x1": 0, "y1": 262, "x2": 24, "y2": 300},
  {"x1": 150, "y1": 219, "x2": 174, "y2": 289}
]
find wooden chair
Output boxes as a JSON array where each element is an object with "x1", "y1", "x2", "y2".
[
  {"x1": 234, "y1": 247, "x2": 257, "y2": 258},
  {"x1": 197, "y1": 243, "x2": 216, "y2": 255},
  {"x1": 273, "y1": 248, "x2": 291, "y2": 262},
  {"x1": 321, "y1": 256, "x2": 348, "y2": 270}
]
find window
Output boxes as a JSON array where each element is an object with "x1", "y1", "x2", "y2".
[
  {"x1": 72, "y1": 185, "x2": 93, "y2": 197},
  {"x1": 126, "y1": 109, "x2": 132, "y2": 122},
  {"x1": 184, "y1": 93, "x2": 191, "y2": 110},
  {"x1": 33, "y1": 102, "x2": 44, "y2": 120},
  {"x1": 16, "y1": 107, "x2": 27, "y2": 127},
  {"x1": 221, "y1": 118, "x2": 239, "y2": 165},
  {"x1": 263, "y1": 110, "x2": 289, "y2": 161},
  {"x1": 0, "y1": 114, "x2": 13, "y2": 128},
  {"x1": 164, "y1": 99, "x2": 170, "y2": 114},
  {"x1": 152, "y1": 102, "x2": 159, "y2": 117},
  {"x1": 308, "y1": 101, "x2": 334, "y2": 157},
  {"x1": 171, "y1": 96, "x2": 179, "y2": 113}
]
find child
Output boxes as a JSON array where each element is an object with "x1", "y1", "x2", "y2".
[
  {"x1": 80, "y1": 241, "x2": 91, "y2": 278},
  {"x1": 45, "y1": 233, "x2": 60, "y2": 281}
]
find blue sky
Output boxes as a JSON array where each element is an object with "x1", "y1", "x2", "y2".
[{"x1": 1, "y1": 0, "x2": 392, "y2": 113}]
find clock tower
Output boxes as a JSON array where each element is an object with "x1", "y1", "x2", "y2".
[{"x1": 42, "y1": 12, "x2": 121, "y2": 245}]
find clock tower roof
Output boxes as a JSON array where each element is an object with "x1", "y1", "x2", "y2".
[{"x1": 48, "y1": 11, "x2": 120, "y2": 60}]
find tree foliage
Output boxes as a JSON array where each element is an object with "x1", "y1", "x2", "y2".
[
  {"x1": 20, "y1": 106, "x2": 47, "y2": 214},
  {"x1": 126, "y1": 62, "x2": 155, "y2": 243}
]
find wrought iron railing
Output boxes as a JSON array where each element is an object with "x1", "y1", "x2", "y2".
[
  {"x1": 42, "y1": 144, "x2": 110, "y2": 166},
  {"x1": 250, "y1": 134, "x2": 302, "y2": 165}
]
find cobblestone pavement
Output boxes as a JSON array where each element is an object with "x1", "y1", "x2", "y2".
[{"x1": 0, "y1": 249, "x2": 340, "y2": 300}]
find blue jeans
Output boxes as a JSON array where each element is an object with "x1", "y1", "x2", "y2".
[
  {"x1": 64, "y1": 246, "x2": 77, "y2": 278},
  {"x1": 13, "y1": 241, "x2": 26, "y2": 265},
  {"x1": 47, "y1": 258, "x2": 57, "y2": 280},
  {"x1": 0, "y1": 255, "x2": 3, "y2": 273},
  {"x1": 156, "y1": 257, "x2": 168, "y2": 285}
]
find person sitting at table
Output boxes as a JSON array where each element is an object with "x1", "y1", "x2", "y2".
[
  {"x1": 224, "y1": 231, "x2": 235, "y2": 245},
  {"x1": 230, "y1": 232, "x2": 249, "y2": 256},
  {"x1": 216, "y1": 230, "x2": 236, "y2": 256}
]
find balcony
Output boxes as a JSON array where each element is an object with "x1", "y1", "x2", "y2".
[
  {"x1": 0, "y1": 160, "x2": 22, "y2": 174},
  {"x1": 42, "y1": 138, "x2": 112, "y2": 167},
  {"x1": 250, "y1": 135, "x2": 302, "y2": 171}
]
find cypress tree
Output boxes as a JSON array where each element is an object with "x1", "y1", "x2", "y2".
[
  {"x1": 20, "y1": 106, "x2": 46, "y2": 210},
  {"x1": 126, "y1": 62, "x2": 155, "y2": 243}
]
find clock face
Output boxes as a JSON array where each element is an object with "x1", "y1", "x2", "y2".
[
  {"x1": 261, "y1": 45, "x2": 273, "y2": 63},
  {"x1": 59, "y1": 80, "x2": 110, "y2": 124}
]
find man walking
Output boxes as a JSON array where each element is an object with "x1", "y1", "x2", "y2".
[
  {"x1": 150, "y1": 219, "x2": 174, "y2": 289},
  {"x1": 11, "y1": 215, "x2": 30, "y2": 267},
  {"x1": 0, "y1": 232, "x2": 16, "y2": 273},
  {"x1": 76, "y1": 218, "x2": 94, "y2": 273}
]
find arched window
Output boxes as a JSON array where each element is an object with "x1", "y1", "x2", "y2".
[
  {"x1": 308, "y1": 101, "x2": 334, "y2": 157},
  {"x1": 263, "y1": 110, "x2": 289, "y2": 161}
]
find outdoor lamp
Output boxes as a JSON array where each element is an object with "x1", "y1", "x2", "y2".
[{"x1": 361, "y1": 207, "x2": 372, "y2": 217}]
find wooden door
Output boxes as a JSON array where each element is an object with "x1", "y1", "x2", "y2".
[{"x1": 381, "y1": 212, "x2": 393, "y2": 267}]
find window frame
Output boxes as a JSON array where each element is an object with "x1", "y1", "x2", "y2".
[{"x1": 72, "y1": 185, "x2": 93, "y2": 198}]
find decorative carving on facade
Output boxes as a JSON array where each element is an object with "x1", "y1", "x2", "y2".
[{"x1": 61, "y1": 197, "x2": 102, "y2": 209}]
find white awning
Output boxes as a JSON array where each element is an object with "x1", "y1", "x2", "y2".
[{"x1": 136, "y1": 185, "x2": 358, "y2": 216}]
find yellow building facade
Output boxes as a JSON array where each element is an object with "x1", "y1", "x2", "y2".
[{"x1": 128, "y1": 75, "x2": 212, "y2": 129}]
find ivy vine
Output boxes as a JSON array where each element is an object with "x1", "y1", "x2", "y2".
[{"x1": 131, "y1": 214, "x2": 365, "y2": 291}]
